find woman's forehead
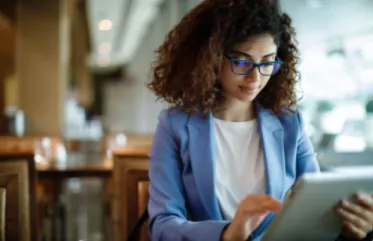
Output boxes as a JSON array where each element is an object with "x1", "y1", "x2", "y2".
[{"x1": 230, "y1": 35, "x2": 278, "y2": 58}]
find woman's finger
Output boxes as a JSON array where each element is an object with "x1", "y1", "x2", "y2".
[
  {"x1": 240, "y1": 194, "x2": 281, "y2": 215},
  {"x1": 339, "y1": 200, "x2": 372, "y2": 224},
  {"x1": 337, "y1": 207, "x2": 372, "y2": 232},
  {"x1": 248, "y1": 212, "x2": 268, "y2": 231},
  {"x1": 242, "y1": 201, "x2": 279, "y2": 215},
  {"x1": 342, "y1": 221, "x2": 369, "y2": 240},
  {"x1": 356, "y1": 193, "x2": 373, "y2": 211},
  {"x1": 261, "y1": 198, "x2": 282, "y2": 211}
]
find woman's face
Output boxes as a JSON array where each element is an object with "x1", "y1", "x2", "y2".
[{"x1": 220, "y1": 34, "x2": 278, "y2": 103}]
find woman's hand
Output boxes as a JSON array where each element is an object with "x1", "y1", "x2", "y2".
[
  {"x1": 335, "y1": 193, "x2": 373, "y2": 240},
  {"x1": 222, "y1": 194, "x2": 282, "y2": 241}
]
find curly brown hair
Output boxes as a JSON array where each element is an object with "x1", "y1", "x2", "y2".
[{"x1": 148, "y1": 0, "x2": 300, "y2": 115}]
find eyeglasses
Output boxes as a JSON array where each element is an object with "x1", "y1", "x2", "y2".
[{"x1": 224, "y1": 55, "x2": 283, "y2": 76}]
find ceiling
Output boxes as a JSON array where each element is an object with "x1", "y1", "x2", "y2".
[
  {"x1": 280, "y1": 0, "x2": 373, "y2": 99},
  {"x1": 86, "y1": 0, "x2": 165, "y2": 69},
  {"x1": 85, "y1": 0, "x2": 373, "y2": 70},
  {"x1": 1, "y1": 0, "x2": 372, "y2": 67},
  {"x1": 280, "y1": 0, "x2": 373, "y2": 48}
]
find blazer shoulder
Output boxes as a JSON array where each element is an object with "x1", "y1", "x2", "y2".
[{"x1": 158, "y1": 107, "x2": 190, "y2": 128}]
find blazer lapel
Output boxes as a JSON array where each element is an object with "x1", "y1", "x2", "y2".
[
  {"x1": 256, "y1": 104, "x2": 286, "y2": 201},
  {"x1": 187, "y1": 111, "x2": 223, "y2": 220}
]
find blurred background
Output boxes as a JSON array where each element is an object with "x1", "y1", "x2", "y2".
[{"x1": 0, "y1": 0, "x2": 372, "y2": 241}]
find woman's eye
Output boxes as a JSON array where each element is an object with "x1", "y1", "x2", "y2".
[
  {"x1": 233, "y1": 60, "x2": 244, "y2": 65},
  {"x1": 233, "y1": 60, "x2": 251, "y2": 67}
]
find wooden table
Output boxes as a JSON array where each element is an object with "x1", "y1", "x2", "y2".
[
  {"x1": 34, "y1": 152, "x2": 113, "y2": 241},
  {"x1": 36, "y1": 153, "x2": 112, "y2": 178},
  {"x1": 0, "y1": 146, "x2": 152, "y2": 241}
]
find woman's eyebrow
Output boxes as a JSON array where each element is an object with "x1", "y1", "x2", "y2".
[{"x1": 230, "y1": 50, "x2": 276, "y2": 59}]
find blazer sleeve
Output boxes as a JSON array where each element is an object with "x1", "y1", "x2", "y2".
[
  {"x1": 295, "y1": 111, "x2": 320, "y2": 177},
  {"x1": 336, "y1": 231, "x2": 373, "y2": 241},
  {"x1": 148, "y1": 110, "x2": 230, "y2": 241}
]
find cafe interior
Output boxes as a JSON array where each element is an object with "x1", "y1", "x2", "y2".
[{"x1": 0, "y1": 0, "x2": 372, "y2": 240}]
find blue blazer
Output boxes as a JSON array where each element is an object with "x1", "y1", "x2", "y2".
[{"x1": 148, "y1": 104, "x2": 320, "y2": 241}]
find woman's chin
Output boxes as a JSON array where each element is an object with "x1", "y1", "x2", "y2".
[
  {"x1": 224, "y1": 90, "x2": 259, "y2": 103},
  {"x1": 236, "y1": 92, "x2": 257, "y2": 102}
]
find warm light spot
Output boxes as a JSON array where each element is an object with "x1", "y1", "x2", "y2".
[
  {"x1": 98, "y1": 57, "x2": 110, "y2": 67},
  {"x1": 98, "y1": 19, "x2": 112, "y2": 31}
]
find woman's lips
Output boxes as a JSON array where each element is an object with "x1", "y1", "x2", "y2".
[{"x1": 239, "y1": 85, "x2": 260, "y2": 94}]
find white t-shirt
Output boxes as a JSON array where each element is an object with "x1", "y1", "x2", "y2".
[{"x1": 213, "y1": 117, "x2": 267, "y2": 226}]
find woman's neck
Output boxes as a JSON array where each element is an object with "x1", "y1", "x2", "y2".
[{"x1": 213, "y1": 99, "x2": 256, "y2": 122}]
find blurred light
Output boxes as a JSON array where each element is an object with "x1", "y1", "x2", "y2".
[
  {"x1": 55, "y1": 143, "x2": 67, "y2": 166},
  {"x1": 99, "y1": 42, "x2": 112, "y2": 54},
  {"x1": 331, "y1": 166, "x2": 373, "y2": 174},
  {"x1": 115, "y1": 133, "x2": 127, "y2": 147},
  {"x1": 68, "y1": 179, "x2": 82, "y2": 193},
  {"x1": 362, "y1": 44, "x2": 373, "y2": 60},
  {"x1": 41, "y1": 137, "x2": 51, "y2": 148},
  {"x1": 334, "y1": 134, "x2": 366, "y2": 152},
  {"x1": 337, "y1": 102, "x2": 366, "y2": 121},
  {"x1": 361, "y1": 69, "x2": 373, "y2": 84},
  {"x1": 320, "y1": 111, "x2": 346, "y2": 134},
  {"x1": 34, "y1": 154, "x2": 46, "y2": 167},
  {"x1": 98, "y1": 19, "x2": 112, "y2": 31},
  {"x1": 97, "y1": 57, "x2": 110, "y2": 67}
]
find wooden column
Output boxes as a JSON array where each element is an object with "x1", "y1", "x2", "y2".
[
  {"x1": 0, "y1": 12, "x2": 15, "y2": 133},
  {"x1": 16, "y1": 0, "x2": 72, "y2": 135}
]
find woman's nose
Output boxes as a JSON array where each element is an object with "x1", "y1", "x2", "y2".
[{"x1": 244, "y1": 67, "x2": 260, "y2": 83}]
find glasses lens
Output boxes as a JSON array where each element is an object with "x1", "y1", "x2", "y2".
[
  {"x1": 231, "y1": 59, "x2": 255, "y2": 74},
  {"x1": 260, "y1": 62, "x2": 282, "y2": 76}
]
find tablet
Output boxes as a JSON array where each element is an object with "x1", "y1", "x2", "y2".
[{"x1": 261, "y1": 170, "x2": 373, "y2": 241}]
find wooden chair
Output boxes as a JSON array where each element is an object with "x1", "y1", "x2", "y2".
[
  {"x1": 0, "y1": 172, "x2": 20, "y2": 241},
  {"x1": 0, "y1": 185, "x2": 5, "y2": 241},
  {"x1": 112, "y1": 148, "x2": 150, "y2": 241},
  {"x1": 0, "y1": 152, "x2": 37, "y2": 241}
]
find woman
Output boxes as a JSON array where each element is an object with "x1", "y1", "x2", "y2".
[{"x1": 147, "y1": 0, "x2": 373, "y2": 240}]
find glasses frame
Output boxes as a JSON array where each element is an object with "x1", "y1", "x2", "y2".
[{"x1": 224, "y1": 55, "x2": 283, "y2": 76}]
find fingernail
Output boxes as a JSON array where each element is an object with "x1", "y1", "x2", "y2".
[
  {"x1": 341, "y1": 200, "x2": 349, "y2": 207},
  {"x1": 358, "y1": 193, "x2": 368, "y2": 200}
]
